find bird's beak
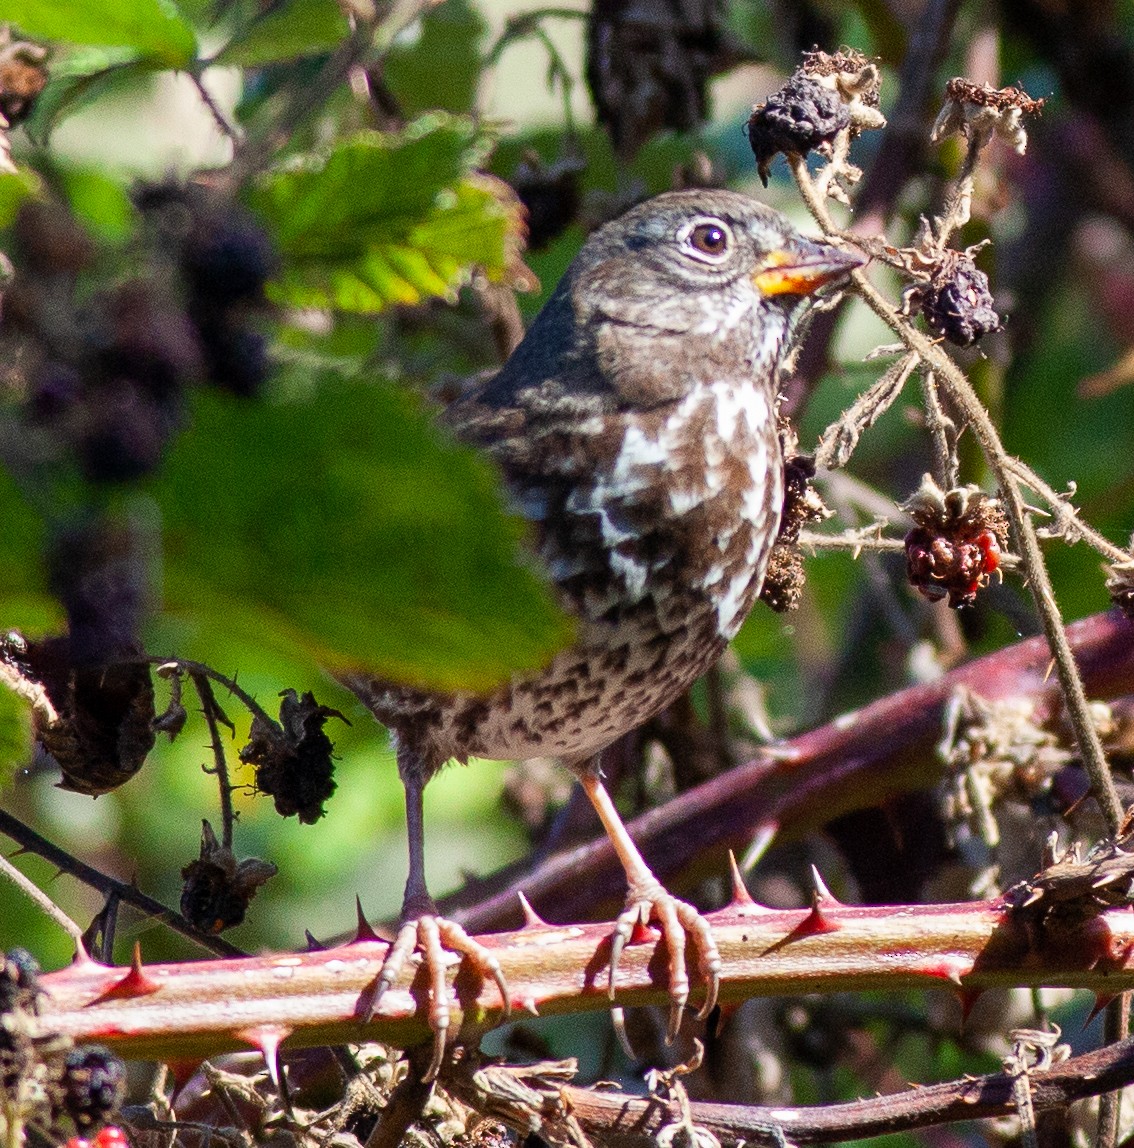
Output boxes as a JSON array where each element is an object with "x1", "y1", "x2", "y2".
[{"x1": 752, "y1": 241, "x2": 864, "y2": 297}]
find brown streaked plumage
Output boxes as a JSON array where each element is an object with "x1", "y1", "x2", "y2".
[{"x1": 341, "y1": 189, "x2": 860, "y2": 1079}]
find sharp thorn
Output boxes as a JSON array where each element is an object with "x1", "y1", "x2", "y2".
[
  {"x1": 517, "y1": 891, "x2": 548, "y2": 929},
  {"x1": 353, "y1": 896, "x2": 381, "y2": 943}
]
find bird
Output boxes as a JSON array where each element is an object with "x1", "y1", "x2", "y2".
[{"x1": 340, "y1": 188, "x2": 861, "y2": 1079}]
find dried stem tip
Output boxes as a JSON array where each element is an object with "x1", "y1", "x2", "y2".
[{"x1": 931, "y1": 79, "x2": 1045, "y2": 155}]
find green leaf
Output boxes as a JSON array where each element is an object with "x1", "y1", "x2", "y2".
[
  {"x1": 0, "y1": 682, "x2": 32, "y2": 790},
  {"x1": 215, "y1": 0, "x2": 349, "y2": 66},
  {"x1": 57, "y1": 165, "x2": 134, "y2": 241},
  {"x1": 149, "y1": 380, "x2": 573, "y2": 693},
  {"x1": 0, "y1": 170, "x2": 41, "y2": 228},
  {"x1": 7, "y1": 0, "x2": 197, "y2": 66},
  {"x1": 247, "y1": 119, "x2": 517, "y2": 314},
  {"x1": 383, "y1": 0, "x2": 486, "y2": 116}
]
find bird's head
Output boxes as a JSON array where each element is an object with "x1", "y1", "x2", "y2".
[{"x1": 568, "y1": 189, "x2": 862, "y2": 405}]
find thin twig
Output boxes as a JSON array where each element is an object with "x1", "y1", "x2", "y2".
[
  {"x1": 919, "y1": 370, "x2": 959, "y2": 488},
  {"x1": 189, "y1": 672, "x2": 238, "y2": 850},
  {"x1": 1004, "y1": 457, "x2": 1131, "y2": 564},
  {"x1": 0, "y1": 808, "x2": 245, "y2": 958},
  {"x1": 0, "y1": 848, "x2": 86, "y2": 957},
  {"x1": 1099, "y1": 995, "x2": 1130, "y2": 1148},
  {"x1": 189, "y1": 70, "x2": 242, "y2": 145},
  {"x1": 138, "y1": 656, "x2": 276, "y2": 729},
  {"x1": 791, "y1": 153, "x2": 1125, "y2": 834}
]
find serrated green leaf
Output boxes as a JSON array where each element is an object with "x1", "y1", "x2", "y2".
[
  {"x1": 215, "y1": 0, "x2": 349, "y2": 66},
  {"x1": 7, "y1": 0, "x2": 197, "y2": 67},
  {"x1": 247, "y1": 120, "x2": 515, "y2": 314},
  {"x1": 149, "y1": 380, "x2": 572, "y2": 693}
]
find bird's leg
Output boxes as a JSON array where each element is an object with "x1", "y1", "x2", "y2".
[
  {"x1": 578, "y1": 763, "x2": 721, "y2": 1042},
  {"x1": 371, "y1": 758, "x2": 510, "y2": 1082}
]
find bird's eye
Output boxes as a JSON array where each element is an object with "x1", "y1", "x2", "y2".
[
  {"x1": 684, "y1": 220, "x2": 732, "y2": 261},
  {"x1": 690, "y1": 223, "x2": 727, "y2": 254}
]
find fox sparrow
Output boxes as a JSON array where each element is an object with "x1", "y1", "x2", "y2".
[{"x1": 342, "y1": 188, "x2": 860, "y2": 1078}]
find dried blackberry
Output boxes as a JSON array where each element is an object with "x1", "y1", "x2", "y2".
[
  {"x1": 180, "y1": 821, "x2": 277, "y2": 934},
  {"x1": 586, "y1": 0, "x2": 747, "y2": 158},
  {"x1": 747, "y1": 75, "x2": 849, "y2": 185},
  {"x1": 908, "y1": 252, "x2": 1001, "y2": 347},
  {"x1": 0, "y1": 948, "x2": 40, "y2": 1014},
  {"x1": 61, "y1": 1046, "x2": 126, "y2": 1130},
  {"x1": 759, "y1": 454, "x2": 829, "y2": 612},
  {"x1": 241, "y1": 690, "x2": 346, "y2": 824},
  {"x1": 509, "y1": 153, "x2": 584, "y2": 251}
]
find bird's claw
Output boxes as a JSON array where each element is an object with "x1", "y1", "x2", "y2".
[
  {"x1": 369, "y1": 913, "x2": 511, "y2": 1083},
  {"x1": 608, "y1": 881, "x2": 721, "y2": 1045}
]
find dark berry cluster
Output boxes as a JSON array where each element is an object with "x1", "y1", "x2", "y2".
[
  {"x1": 908, "y1": 251, "x2": 1001, "y2": 347},
  {"x1": 747, "y1": 76, "x2": 849, "y2": 186},
  {"x1": 904, "y1": 478, "x2": 1007, "y2": 608},
  {"x1": 240, "y1": 690, "x2": 346, "y2": 824},
  {"x1": 60, "y1": 1046, "x2": 126, "y2": 1130},
  {"x1": 137, "y1": 182, "x2": 277, "y2": 398},
  {"x1": 7, "y1": 187, "x2": 275, "y2": 489}
]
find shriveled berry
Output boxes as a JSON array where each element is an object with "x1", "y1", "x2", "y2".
[
  {"x1": 241, "y1": 690, "x2": 346, "y2": 824},
  {"x1": 509, "y1": 153, "x2": 584, "y2": 251},
  {"x1": 61, "y1": 1045, "x2": 126, "y2": 1129},
  {"x1": 909, "y1": 253, "x2": 1001, "y2": 347},
  {"x1": 180, "y1": 821, "x2": 276, "y2": 934},
  {"x1": 748, "y1": 76, "x2": 850, "y2": 185}
]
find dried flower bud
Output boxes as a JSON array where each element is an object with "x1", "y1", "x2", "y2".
[
  {"x1": 906, "y1": 250, "x2": 1001, "y2": 347},
  {"x1": 931, "y1": 78, "x2": 1044, "y2": 156},
  {"x1": 241, "y1": 689, "x2": 346, "y2": 824},
  {"x1": 1107, "y1": 560, "x2": 1134, "y2": 622},
  {"x1": 759, "y1": 454, "x2": 830, "y2": 612},
  {"x1": 903, "y1": 474, "x2": 1008, "y2": 608},
  {"x1": 0, "y1": 37, "x2": 48, "y2": 127},
  {"x1": 180, "y1": 820, "x2": 277, "y2": 934}
]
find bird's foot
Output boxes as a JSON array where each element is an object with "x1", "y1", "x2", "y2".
[
  {"x1": 371, "y1": 911, "x2": 510, "y2": 1082},
  {"x1": 609, "y1": 877, "x2": 721, "y2": 1045}
]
